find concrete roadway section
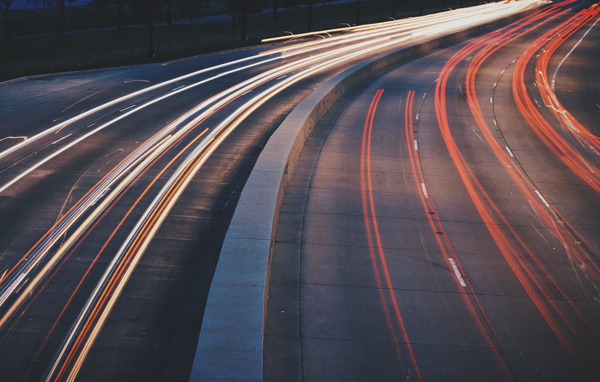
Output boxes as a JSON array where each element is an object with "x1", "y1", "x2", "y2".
[{"x1": 265, "y1": 7, "x2": 600, "y2": 382}]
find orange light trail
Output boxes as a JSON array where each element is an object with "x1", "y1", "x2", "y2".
[
  {"x1": 1, "y1": 42, "x2": 357, "y2": 332},
  {"x1": 361, "y1": 89, "x2": 422, "y2": 381},
  {"x1": 540, "y1": 11, "x2": 600, "y2": 159},
  {"x1": 513, "y1": 5, "x2": 600, "y2": 195},
  {"x1": 46, "y1": 40, "x2": 416, "y2": 381},
  {"x1": 261, "y1": 0, "x2": 539, "y2": 44},
  {"x1": 48, "y1": 127, "x2": 214, "y2": 382},
  {"x1": 464, "y1": 0, "x2": 600, "y2": 300},
  {"x1": 435, "y1": 0, "x2": 600, "y2": 370},
  {"x1": 0, "y1": 0, "x2": 550, "y2": 310},
  {"x1": 18, "y1": 126, "x2": 210, "y2": 382},
  {"x1": 360, "y1": 89, "x2": 406, "y2": 373},
  {"x1": 404, "y1": 90, "x2": 516, "y2": 380}
]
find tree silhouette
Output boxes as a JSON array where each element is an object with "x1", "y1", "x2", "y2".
[
  {"x1": 55, "y1": 0, "x2": 66, "y2": 35},
  {"x1": 0, "y1": 0, "x2": 13, "y2": 39},
  {"x1": 26, "y1": 0, "x2": 47, "y2": 12},
  {"x1": 89, "y1": 0, "x2": 110, "y2": 33},
  {"x1": 176, "y1": 0, "x2": 205, "y2": 27},
  {"x1": 128, "y1": 0, "x2": 164, "y2": 57},
  {"x1": 225, "y1": 0, "x2": 264, "y2": 41},
  {"x1": 111, "y1": 0, "x2": 124, "y2": 29}
]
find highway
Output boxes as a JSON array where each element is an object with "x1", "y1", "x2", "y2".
[
  {"x1": 264, "y1": 1, "x2": 600, "y2": 381},
  {"x1": 0, "y1": 2, "x2": 554, "y2": 380}
]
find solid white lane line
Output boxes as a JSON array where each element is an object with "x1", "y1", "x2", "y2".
[
  {"x1": 51, "y1": 134, "x2": 72, "y2": 145},
  {"x1": 119, "y1": 105, "x2": 136, "y2": 112},
  {"x1": 90, "y1": 188, "x2": 111, "y2": 207},
  {"x1": 449, "y1": 258, "x2": 467, "y2": 287},
  {"x1": 535, "y1": 190, "x2": 550, "y2": 208}
]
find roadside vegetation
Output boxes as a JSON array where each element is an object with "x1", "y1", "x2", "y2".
[{"x1": 1, "y1": 0, "x2": 473, "y2": 82}]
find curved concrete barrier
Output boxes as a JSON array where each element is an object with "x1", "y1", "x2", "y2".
[{"x1": 190, "y1": 5, "x2": 540, "y2": 381}]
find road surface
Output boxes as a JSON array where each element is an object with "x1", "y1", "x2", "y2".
[
  {"x1": 0, "y1": 2, "x2": 546, "y2": 380},
  {"x1": 264, "y1": 2, "x2": 600, "y2": 381}
]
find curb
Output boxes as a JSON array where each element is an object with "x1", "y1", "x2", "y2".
[
  {"x1": 0, "y1": 64, "x2": 151, "y2": 88},
  {"x1": 0, "y1": 44, "x2": 273, "y2": 88},
  {"x1": 0, "y1": 39, "x2": 288, "y2": 88},
  {"x1": 157, "y1": 40, "x2": 288, "y2": 67},
  {"x1": 190, "y1": 5, "x2": 541, "y2": 381}
]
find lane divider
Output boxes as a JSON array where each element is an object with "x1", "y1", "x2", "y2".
[{"x1": 448, "y1": 258, "x2": 467, "y2": 287}]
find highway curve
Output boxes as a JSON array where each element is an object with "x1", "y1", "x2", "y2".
[
  {"x1": 0, "y1": 2, "x2": 550, "y2": 380},
  {"x1": 264, "y1": 1, "x2": 600, "y2": 381}
]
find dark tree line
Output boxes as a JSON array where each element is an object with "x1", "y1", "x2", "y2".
[
  {"x1": 1, "y1": 0, "x2": 462, "y2": 44},
  {"x1": 0, "y1": 0, "x2": 210, "y2": 40},
  {"x1": 2, "y1": 0, "x2": 87, "y2": 38},
  {"x1": 2, "y1": 0, "x2": 67, "y2": 39},
  {"x1": 126, "y1": 0, "x2": 209, "y2": 56},
  {"x1": 225, "y1": 0, "x2": 264, "y2": 40},
  {"x1": 0, "y1": 0, "x2": 13, "y2": 39},
  {"x1": 1, "y1": 0, "x2": 307, "y2": 41}
]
